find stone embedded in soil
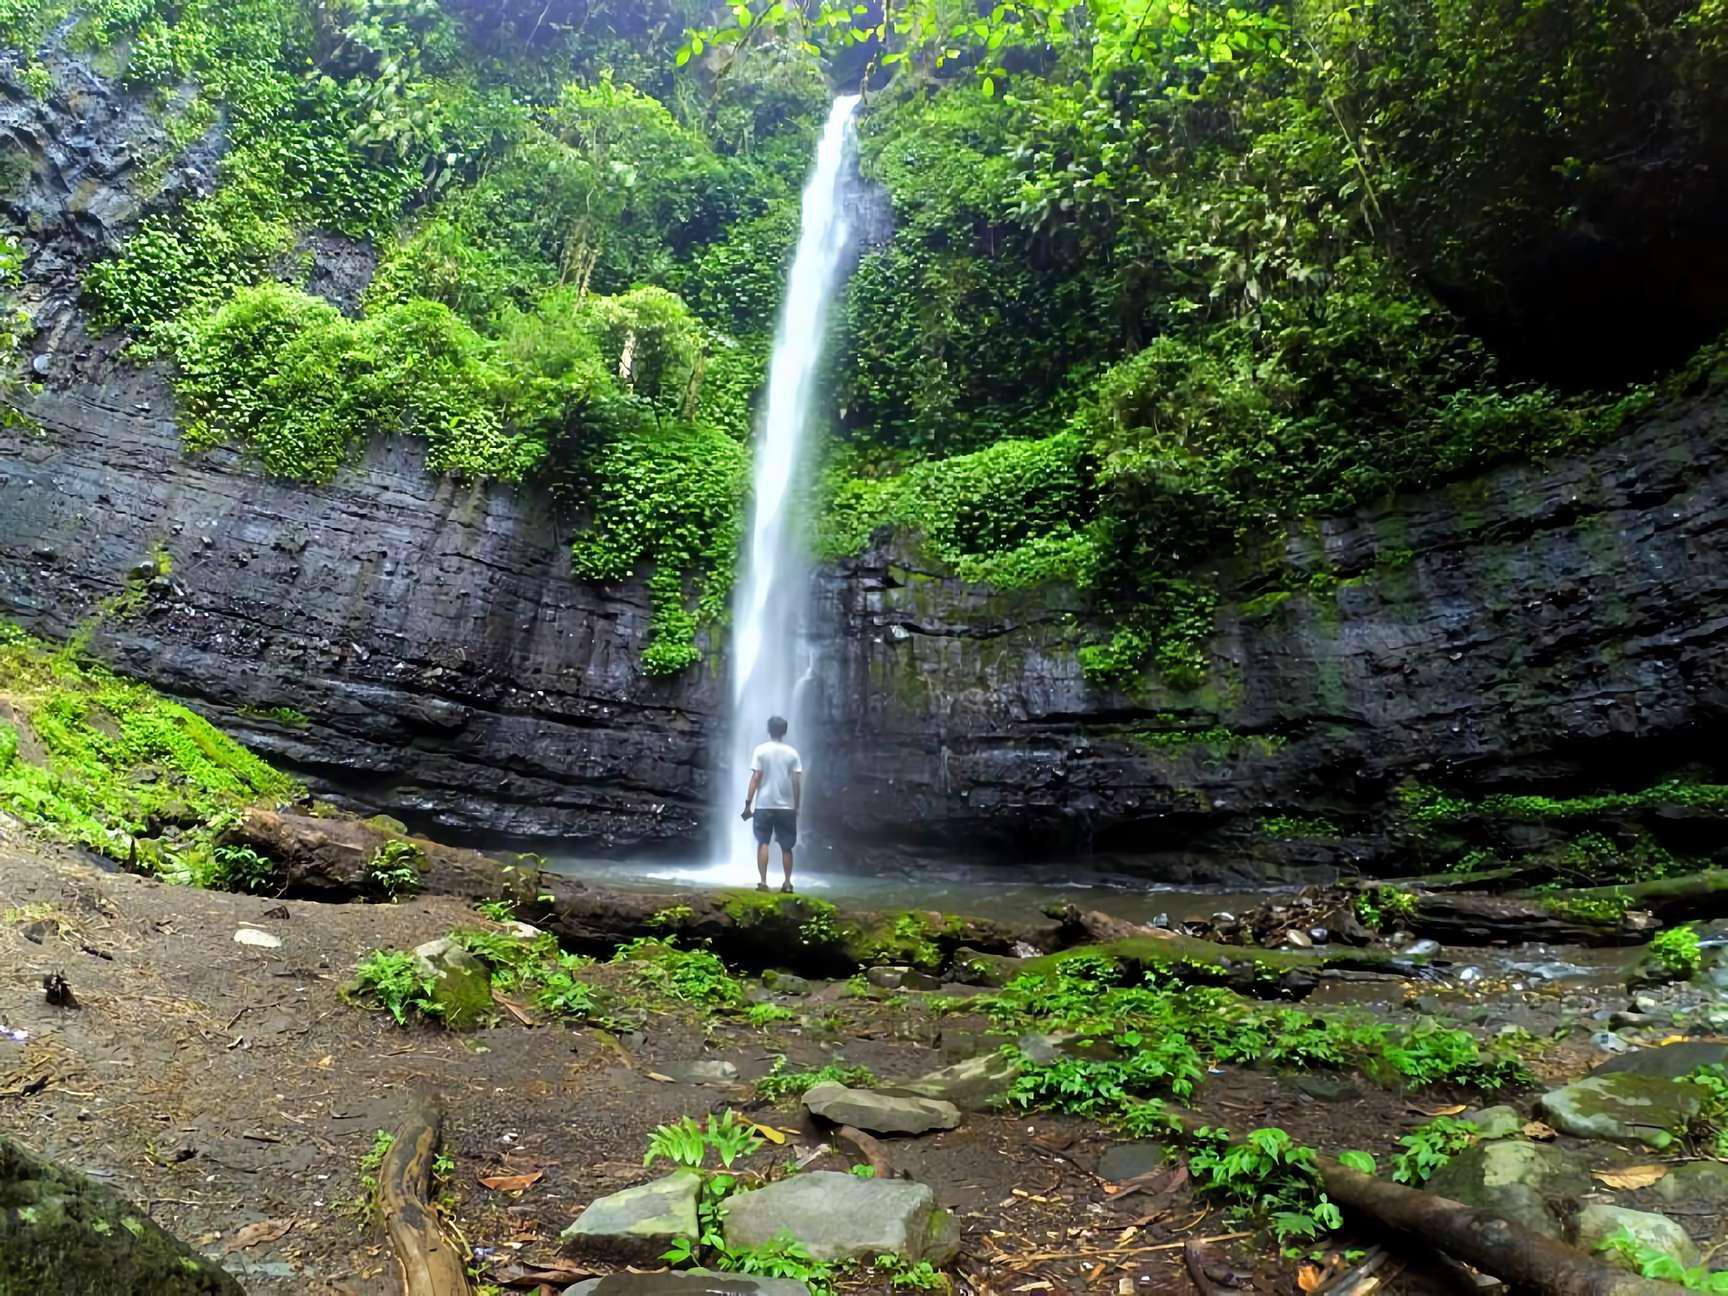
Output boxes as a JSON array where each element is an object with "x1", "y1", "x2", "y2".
[
  {"x1": 669, "y1": 1060, "x2": 739, "y2": 1085},
  {"x1": 802, "y1": 1081, "x2": 960, "y2": 1136},
  {"x1": 1098, "y1": 1142, "x2": 1168, "y2": 1182},
  {"x1": 1537, "y1": 1073, "x2": 1703, "y2": 1148},
  {"x1": 1425, "y1": 1140, "x2": 1588, "y2": 1238},
  {"x1": 1289, "y1": 1073, "x2": 1359, "y2": 1103},
  {"x1": 865, "y1": 966, "x2": 942, "y2": 991},
  {"x1": 563, "y1": 1273, "x2": 812, "y2": 1295},
  {"x1": 0, "y1": 1131, "x2": 244, "y2": 1294},
  {"x1": 411, "y1": 936, "x2": 493, "y2": 1029},
  {"x1": 722, "y1": 1170, "x2": 959, "y2": 1263},
  {"x1": 560, "y1": 1171, "x2": 702, "y2": 1263},
  {"x1": 232, "y1": 927, "x2": 281, "y2": 948},
  {"x1": 1464, "y1": 1105, "x2": 1523, "y2": 1140},
  {"x1": 901, "y1": 1051, "x2": 1023, "y2": 1110},
  {"x1": 1575, "y1": 1204, "x2": 1700, "y2": 1270},
  {"x1": 1655, "y1": 1159, "x2": 1728, "y2": 1207},
  {"x1": 1593, "y1": 1040, "x2": 1728, "y2": 1078}
]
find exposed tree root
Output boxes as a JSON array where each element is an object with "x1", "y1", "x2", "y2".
[{"x1": 380, "y1": 1091, "x2": 471, "y2": 1296}]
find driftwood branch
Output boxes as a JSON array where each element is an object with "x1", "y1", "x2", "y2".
[{"x1": 381, "y1": 1091, "x2": 472, "y2": 1296}]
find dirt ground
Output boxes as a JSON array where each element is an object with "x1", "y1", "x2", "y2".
[{"x1": 0, "y1": 817, "x2": 1631, "y2": 1296}]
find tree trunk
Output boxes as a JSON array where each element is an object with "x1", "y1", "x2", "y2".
[{"x1": 380, "y1": 1092, "x2": 471, "y2": 1296}]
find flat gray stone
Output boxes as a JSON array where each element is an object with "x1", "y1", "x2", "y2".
[
  {"x1": 670, "y1": 1060, "x2": 740, "y2": 1085},
  {"x1": 1537, "y1": 1073, "x2": 1703, "y2": 1148},
  {"x1": 1426, "y1": 1141, "x2": 1588, "y2": 1238},
  {"x1": 803, "y1": 1081, "x2": 960, "y2": 1136},
  {"x1": 722, "y1": 1170, "x2": 958, "y2": 1263},
  {"x1": 1593, "y1": 1041, "x2": 1728, "y2": 1079},
  {"x1": 1465, "y1": 1105, "x2": 1523, "y2": 1140},
  {"x1": 1097, "y1": 1142, "x2": 1167, "y2": 1182},
  {"x1": 1655, "y1": 1158, "x2": 1728, "y2": 1207},
  {"x1": 1290, "y1": 1073, "x2": 1359, "y2": 1103},
  {"x1": 1576, "y1": 1204, "x2": 1700, "y2": 1269},
  {"x1": 560, "y1": 1171, "x2": 701, "y2": 1263},
  {"x1": 564, "y1": 1272, "x2": 811, "y2": 1295},
  {"x1": 901, "y1": 1051, "x2": 1023, "y2": 1111}
]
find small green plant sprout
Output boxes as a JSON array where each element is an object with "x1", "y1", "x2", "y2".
[
  {"x1": 1684, "y1": 1064, "x2": 1728, "y2": 1158},
  {"x1": 849, "y1": 1163, "x2": 876, "y2": 1178},
  {"x1": 746, "y1": 1001, "x2": 797, "y2": 1029},
  {"x1": 1649, "y1": 924, "x2": 1704, "y2": 979},
  {"x1": 1336, "y1": 1150, "x2": 1377, "y2": 1174},
  {"x1": 650, "y1": 904, "x2": 696, "y2": 929},
  {"x1": 873, "y1": 1254, "x2": 946, "y2": 1290},
  {"x1": 1597, "y1": 1227, "x2": 1728, "y2": 1289},
  {"x1": 345, "y1": 1130, "x2": 396, "y2": 1221},
  {"x1": 1187, "y1": 1126, "x2": 1342, "y2": 1243},
  {"x1": 208, "y1": 843, "x2": 274, "y2": 893},
  {"x1": 474, "y1": 898, "x2": 515, "y2": 923},
  {"x1": 754, "y1": 1057, "x2": 875, "y2": 1103},
  {"x1": 350, "y1": 950, "x2": 440, "y2": 1025},
  {"x1": 1391, "y1": 1116, "x2": 1477, "y2": 1185},
  {"x1": 363, "y1": 839, "x2": 424, "y2": 901},
  {"x1": 645, "y1": 1111, "x2": 763, "y2": 1170}
]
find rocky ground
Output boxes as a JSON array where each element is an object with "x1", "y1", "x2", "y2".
[{"x1": 2, "y1": 815, "x2": 1726, "y2": 1295}]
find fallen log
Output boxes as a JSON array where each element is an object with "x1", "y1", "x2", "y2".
[
  {"x1": 1316, "y1": 1160, "x2": 1674, "y2": 1296},
  {"x1": 1406, "y1": 892, "x2": 1656, "y2": 947},
  {"x1": 380, "y1": 1092, "x2": 472, "y2": 1296},
  {"x1": 1514, "y1": 869, "x2": 1728, "y2": 924}
]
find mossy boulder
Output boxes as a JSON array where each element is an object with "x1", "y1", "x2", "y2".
[
  {"x1": 560, "y1": 1171, "x2": 702, "y2": 1264},
  {"x1": 1575, "y1": 1204, "x2": 1699, "y2": 1270},
  {"x1": 1654, "y1": 1159, "x2": 1728, "y2": 1208},
  {"x1": 1425, "y1": 1140, "x2": 1588, "y2": 1238},
  {"x1": 411, "y1": 937, "x2": 493, "y2": 1029},
  {"x1": 1536, "y1": 1073, "x2": 1704, "y2": 1148},
  {"x1": 0, "y1": 1132, "x2": 243, "y2": 1294}
]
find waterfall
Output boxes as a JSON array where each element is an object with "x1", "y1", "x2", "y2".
[{"x1": 717, "y1": 94, "x2": 860, "y2": 872}]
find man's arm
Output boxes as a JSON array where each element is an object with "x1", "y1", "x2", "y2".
[
  {"x1": 791, "y1": 769, "x2": 802, "y2": 816},
  {"x1": 742, "y1": 769, "x2": 762, "y2": 817}
]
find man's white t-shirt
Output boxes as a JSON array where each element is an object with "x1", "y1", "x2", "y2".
[{"x1": 751, "y1": 741, "x2": 803, "y2": 811}]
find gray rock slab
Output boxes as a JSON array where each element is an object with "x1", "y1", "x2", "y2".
[
  {"x1": 560, "y1": 1171, "x2": 701, "y2": 1263},
  {"x1": 1654, "y1": 1158, "x2": 1728, "y2": 1208},
  {"x1": 900, "y1": 1051, "x2": 1022, "y2": 1111},
  {"x1": 1537, "y1": 1073, "x2": 1703, "y2": 1148},
  {"x1": 1593, "y1": 1041, "x2": 1728, "y2": 1078},
  {"x1": 1097, "y1": 1142, "x2": 1168, "y2": 1182},
  {"x1": 803, "y1": 1081, "x2": 960, "y2": 1136},
  {"x1": 1464, "y1": 1105, "x2": 1523, "y2": 1140},
  {"x1": 722, "y1": 1170, "x2": 958, "y2": 1263}
]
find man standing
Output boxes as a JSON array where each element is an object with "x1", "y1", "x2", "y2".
[{"x1": 741, "y1": 715, "x2": 802, "y2": 893}]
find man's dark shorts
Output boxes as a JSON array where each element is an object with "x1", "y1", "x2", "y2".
[{"x1": 752, "y1": 809, "x2": 798, "y2": 849}]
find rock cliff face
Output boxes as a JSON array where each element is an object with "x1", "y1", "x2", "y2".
[
  {"x1": 4, "y1": 46, "x2": 1728, "y2": 876},
  {"x1": 805, "y1": 401, "x2": 1728, "y2": 880}
]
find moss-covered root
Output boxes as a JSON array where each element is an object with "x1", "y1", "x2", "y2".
[
  {"x1": 972, "y1": 935, "x2": 1413, "y2": 1001},
  {"x1": 0, "y1": 1131, "x2": 243, "y2": 1294},
  {"x1": 1516, "y1": 869, "x2": 1728, "y2": 924}
]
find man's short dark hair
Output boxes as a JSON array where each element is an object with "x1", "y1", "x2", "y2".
[{"x1": 767, "y1": 715, "x2": 788, "y2": 739}]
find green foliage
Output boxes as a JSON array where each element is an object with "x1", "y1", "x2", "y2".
[
  {"x1": 1596, "y1": 1229, "x2": 1728, "y2": 1289},
  {"x1": 1188, "y1": 1125, "x2": 1342, "y2": 1244},
  {"x1": 645, "y1": 1110, "x2": 763, "y2": 1170},
  {"x1": 1391, "y1": 1116, "x2": 1478, "y2": 1186},
  {"x1": 613, "y1": 936, "x2": 745, "y2": 1008},
  {"x1": 754, "y1": 1056, "x2": 875, "y2": 1103},
  {"x1": 1261, "y1": 816, "x2": 1340, "y2": 840},
  {"x1": 207, "y1": 843, "x2": 275, "y2": 894},
  {"x1": 1353, "y1": 886, "x2": 1417, "y2": 932},
  {"x1": 450, "y1": 926, "x2": 600, "y2": 1021},
  {"x1": 351, "y1": 949, "x2": 440, "y2": 1025},
  {"x1": 746, "y1": 1002, "x2": 797, "y2": 1029},
  {"x1": 1543, "y1": 893, "x2": 1633, "y2": 925},
  {"x1": 363, "y1": 838, "x2": 424, "y2": 901},
  {"x1": 346, "y1": 1129, "x2": 397, "y2": 1221},
  {"x1": 1650, "y1": 925, "x2": 1705, "y2": 979},
  {"x1": 0, "y1": 627, "x2": 298, "y2": 860},
  {"x1": 1336, "y1": 1150, "x2": 1377, "y2": 1175},
  {"x1": 1684, "y1": 1065, "x2": 1728, "y2": 1159}
]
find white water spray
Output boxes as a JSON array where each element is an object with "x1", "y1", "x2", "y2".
[{"x1": 716, "y1": 94, "x2": 860, "y2": 874}]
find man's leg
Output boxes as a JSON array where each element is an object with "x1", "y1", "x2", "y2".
[
  {"x1": 780, "y1": 846, "x2": 794, "y2": 891},
  {"x1": 756, "y1": 840, "x2": 770, "y2": 889}
]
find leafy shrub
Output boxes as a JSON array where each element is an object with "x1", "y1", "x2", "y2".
[
  {"x1": 208, "y1": 843, "x2": 275, "y2": 894},
  {"x1": 613, "y1": 937, "x2": 745, "y2": 1007},
  {"x1": 363, "y1": 839, "x2": 424, "y2": 901},
  {"x1": 645, "y1": 1111, "x2": 762, "y2": 1170},
  {"x1": 1391, "y1": 1116, "x2": 1478, "y2": 1185},
  {"x1": 754, "y1": 1056, "x2": 874, "y2": 1103},
  {"x1": 351, "y1": 949, "x2": 439, "y2": 1025},
  {"x1": 1189, "y1": 1126, "x2": 1342, "y2": 1244},
  {"x1": 1650, "y1": 925, "x2": 1704, "y2": 979}
]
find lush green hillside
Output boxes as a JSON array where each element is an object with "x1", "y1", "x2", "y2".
[{"x1": 3, "y1": 0, "x2": 1725, "y2": 684}]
